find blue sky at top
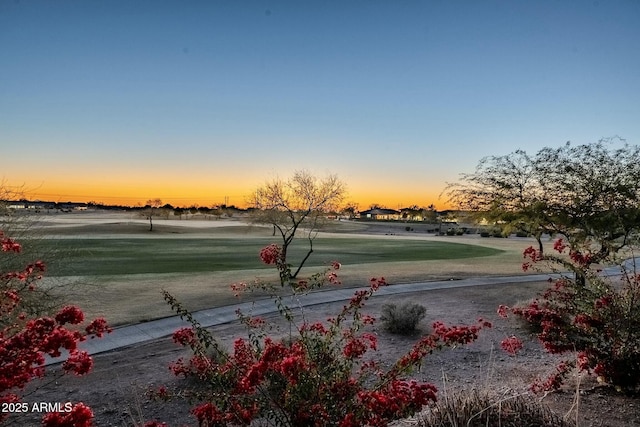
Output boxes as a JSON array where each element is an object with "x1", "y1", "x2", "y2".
[{"x1": 1, "y1": 0, "x2": 639, "y2": 207}]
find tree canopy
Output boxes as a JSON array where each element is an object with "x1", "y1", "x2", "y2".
[{"x1": 445, "y1": 138, "x2": 640, "y2": 261}]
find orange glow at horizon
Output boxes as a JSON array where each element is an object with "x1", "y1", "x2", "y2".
[{"x1": 15, "y1": 180, "x2": 451, "y2": 210}]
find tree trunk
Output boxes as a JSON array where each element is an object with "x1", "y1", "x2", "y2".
[{"x1": 536, "y1": 235, "x2": 544, "y2": 256}]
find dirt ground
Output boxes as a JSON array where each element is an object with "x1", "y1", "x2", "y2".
[{"x1": 12, "y1": 280, "x2": 640, "y2": 427}]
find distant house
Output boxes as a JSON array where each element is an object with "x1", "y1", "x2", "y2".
[
  {"x1": 438, "y1": 210, "x2": 468, "y2": 224},
  {"x1": 400, "y1": 207, "x2": 424, "y2": 221},
  {"x1": 5, "y1": 201, "x2": 56, "y2": 211},
  {"x1": 58, "y1": 202, "x2": 89, "y2": 212},
  {"x1": 359, "y1": 208, "x2": 401, "y2": 220}
]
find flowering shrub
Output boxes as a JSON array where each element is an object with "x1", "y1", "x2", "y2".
[
  {"x1": 1, "y1": 230, "x2": 111, "y2": 426},
  {"x1": 157, "y1": 244, "x2": 490, "y2": 426},
  {"x1": 502, "y1": 238, "x2": 640, "y2": 392}
]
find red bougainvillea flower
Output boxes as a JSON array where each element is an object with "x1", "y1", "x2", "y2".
[
  {"x1": 55, "y1": 306, "x2": 85, "y2": 325},
  {"x1": 327, "y1": 271, "x2": 341, "y2": 285},
  {"x1": 63, "y1": 350, "x2": 93, "y2": 376},
  {"x1": 501, "y1": 336, "x2": 523, "y2": 356},
  {"x1": 553, "y1": 238, "x2": 568, "y2": 253},
  {"x1": 41, "y1": 402, "x2": 94, "y2": 427},
  {"x1": 84, "y1": 318, "x2": 112, "y2": 338},
  {"x1": 172, "y1": 327, "x2": 197, "y2": 347},
  {"x1": 1, "y1": 235, "x2": 22, "y2": 253},
  {"x1": 259, "y1": 244, "x2": 282, "y2": 265}
]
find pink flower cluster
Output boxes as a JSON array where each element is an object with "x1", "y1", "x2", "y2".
[
  {"x1": 259, "y1": 243, "x2": 282, "y2": 265},
  {"x1": 0, "y1": 232, "x2": 21, "y2": 253},
  {"x1": 500, "y1": 336, "x2": 523, "y2": 356}
]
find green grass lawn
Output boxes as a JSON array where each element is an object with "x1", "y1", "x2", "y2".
[{"x1": 36, "y1": 237, "x2": 503, "y2": 276}]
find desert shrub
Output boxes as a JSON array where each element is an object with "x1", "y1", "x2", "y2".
[
  {"x1": 417, "y1": 389, "x2": 568, "y2": 427},
  {"x1": 380, "y1": 301, "x2": 427, "y2": 334},
  {"x1": 501, "y1": 239, "x2": 640, "y2": 392}
]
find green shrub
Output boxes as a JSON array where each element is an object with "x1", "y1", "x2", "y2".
[{"x1": 380, "y1": 302, "x2": 427, "y2": 334}]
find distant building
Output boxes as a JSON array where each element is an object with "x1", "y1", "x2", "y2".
[
  {"x1": 359, "y1": 208, "x2": 401, "y2": 220},
  {"x1": 400, "y1": 207, "x2": 424, "y2": 221},
  {"x1": 5, "y1": 201, "x2": 56, "y2": 211}
]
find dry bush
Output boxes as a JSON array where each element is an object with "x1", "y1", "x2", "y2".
[
  {"x1": 417, "y1": 389, "x2": 570, "y2": 427},
  {"x1": 380, "y1": 301, "x2": 427, "y2": 334}
]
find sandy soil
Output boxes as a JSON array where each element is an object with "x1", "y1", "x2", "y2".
[{"x1": 13, "y1": 281, "x2": 640, "y2": 427}]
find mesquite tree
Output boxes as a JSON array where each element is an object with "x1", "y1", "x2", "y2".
[
  {"x1": 445, "y1": 138, "x2": 640, "y2": 265},
  {"x1": 444, "y1": 149, "x2": 549, "y2": 253}
]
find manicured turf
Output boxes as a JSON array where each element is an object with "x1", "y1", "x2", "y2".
[{"x1": 36, "y1": 237, "x2": 503, "y2": 276}]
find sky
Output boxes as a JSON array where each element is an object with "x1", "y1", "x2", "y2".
[{"x1": 2, "y1": 0, "x2": 639, "y2": 209}]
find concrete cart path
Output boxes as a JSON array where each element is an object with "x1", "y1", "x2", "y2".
[{"x1": 46, "y1": 260, "x2": 635, "y2": 366}]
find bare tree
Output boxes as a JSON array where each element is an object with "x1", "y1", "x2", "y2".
[
  {"x1": 251, "y1": 171, "x2": 346, "y2": 281},
  {"x1": 143, "y1": 198, "x2": 163, "y2": 232}
]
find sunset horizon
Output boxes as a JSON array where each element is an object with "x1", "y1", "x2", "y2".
[{"x1": 3, "y1": 176, "x2": 450, "y2": 211}]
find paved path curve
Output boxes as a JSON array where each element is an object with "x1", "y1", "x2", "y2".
[{"x1": 46, "y1": 260, "x2": 635, "y2": 366}]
